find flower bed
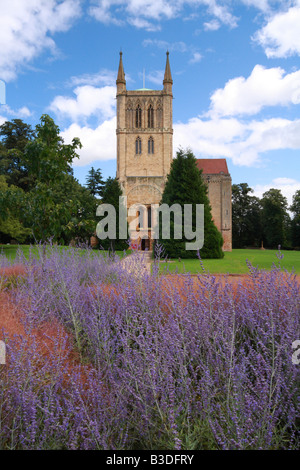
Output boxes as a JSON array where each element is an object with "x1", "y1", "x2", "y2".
[{"x1": 0, "y1": 246, "x2": 299, "y2": 450}]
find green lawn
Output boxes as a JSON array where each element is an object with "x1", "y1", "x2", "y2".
[
  {"x1": 158, "y1": 249, "x2": 300, "y2": 275},
  {"x1": 1, "y1": 245, "x2": 300, "y2": 275},
  {"x1": 0, "y1": 244, "x2": 129, "y2": 262}
]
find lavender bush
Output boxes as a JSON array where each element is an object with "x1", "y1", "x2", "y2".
[{"x1": 0, "y1": 244, "x2": 299, "y2": 449}]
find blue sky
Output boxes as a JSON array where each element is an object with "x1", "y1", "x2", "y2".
[{"x1": 0, "y1": 0, "x2": 300, "y2": 205}]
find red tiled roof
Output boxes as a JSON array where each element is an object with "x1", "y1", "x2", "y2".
[{"x1": 196, "y1": 158, "x2": 229, "y2": 175}]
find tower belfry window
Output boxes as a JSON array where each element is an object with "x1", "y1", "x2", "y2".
[
  {"x1": 148, "y1": 105, "x2": 154, "y2": 128},
  {"x1": 136, "y1": 105, "x2": 142, "y2": 128},
  {"x1": 136, "y1": 137, "x2": 142, "y2": 155},
  {"x1": 148, "y1": 137, "x2": 154, "y2": 154}
]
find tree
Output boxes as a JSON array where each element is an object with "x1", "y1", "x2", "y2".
[
  {"x1": 97, "y1": 177, "x2": 128, "y2": 252},
  {"x1": 24, "y1": 114, "x2": 81, "y2": 185},
  {"x1": 261, "y1": 188, "x2": 291, "y2": 248},
  {"x1": 156, "y1": 148, "x2": 224, "y2": 259},
  {"x1": 232, "y1": 183, "x2": 262, "y2": 248},
  {"x1": 0, "y1": 175, "x2": 31, "y2": 242},
  {"x1": 290, "y1": 190, "x2": 300, "y2": 248},
  {"x1": 86, "y1": 167, "x2": 105, "y2": 198},
  {"x1": 0, "y1": 115, "x2": 100, "y2": 245},
  {"x1": 20, "y1": 114, "x2": 88, "y2": 243},
  {"x1": 24, "y1": 174, "x2": 98, "y2": 244},
  {"x1": 0, "y1": 119, "x2": 35, "y2": 191}
]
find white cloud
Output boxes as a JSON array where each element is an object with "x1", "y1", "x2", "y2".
[
  {"x1": 202, "y1": 0, "x2": 238, "y2": 28},
  {"x1": 203, "y1": 19, "x2": 220, "y2": 31},
  {"x1": 50, "y1": 85, "x2": 116, "y2": 122},
  {"x1": 0, "y1": 104, "x2": 32, "y2": 119},
  {"x1": 143, "y1": 39, "x2": 188, "y2": 53},
  {"x1": 68, "y1": 70, "x2": 116, "y2": 87},
  {"x1": 146, "y1": 70, "x2": 164, "y2": 86},
  {"x1": 209, "y1": 65, "x2": 300, "y2": 117},
  {"x1": 0, "y1": 0, "x2": 81, "y2": 81},
  {"x1": 254, "y1": 1, "x2": 300, "y2": 58},
  {"x1": 253, "y1": 177, "x2": 300, "y2": 207},
  {"x1": 89, "y1": 0, "x2": 180, "y2": 27},
  {"x1": 128, "y1": 17, "x2": 161, "y2": 31},
  {"x1": 89, "y1": 0, "x2": 238, "y2": 30},
  {"x1": 174, "y1": 116, "x2": 300, "y2": 167},
  {"x1": 18, "y1": 107, "x2": 32, "y2": 118},
  {"x1": 61, "y1": 118, "x2": 116, "y2": 165},
  {"x1": 189, "y1": 52, "x2": 203, "y2": 64},
  {"x1": 241, "y1": 0, "x2": 272, "y2": 12}
]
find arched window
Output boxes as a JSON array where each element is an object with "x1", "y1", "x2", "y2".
[
  {"x1": 135, "y1": 137, "x2": 142, "y2": 155},
  {"x1": 136, "y1": 206, "x2": 144, "y2": 230},
  {"x1": 126, "y1": 101, "x2": 133, "y2": 128},
  {"x1": 157, "y1": 105, "x2": 162, "y2": 128},
  {"x1": 135, "y1": 104, "x2": 142, "y2": 128},
  {"x1": 148, "y1": 136, "x2": 154, "y2": 154},
  {"x1": 148, "y1": 104, "x2": 154, "y2": 128},
  {"x1": 147, "y1": 206, "x2": 151, "y2": 228}
]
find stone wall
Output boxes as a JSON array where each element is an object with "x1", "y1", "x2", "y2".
[{"x1": 202, "y1": 174, "x2": 232, "y2": 251}]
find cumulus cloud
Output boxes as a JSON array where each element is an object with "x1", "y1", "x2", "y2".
[
  {"x1": 61, "y1": 118, "x2": 116, "y2": 165},
  {"x1": 0, "y1": 0, "x2": 81, "y2": 81},
  {"x1": 0, "y1": 104, "x2": 32, "y2": 119},
  {"x1": 253, "y1": 1, "x2": 300, "y2": 58},
  {"x1": 209, "y1": 65, "x2": 300, "y2": 117},
  {"x1": 253, "y1": 177, "x2": 300, "y2": 207},
  {"x1": 50, "y1": 85, "x2": 116, "y2": 122},
  {"x1": 174, "y1": 116, "x2": 300, "y2": 167}
]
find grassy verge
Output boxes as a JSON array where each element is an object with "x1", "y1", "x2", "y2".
[
  {"x1": 2, "y1": 245, "x2": 299, "y2": 275},
  {"x1": 0, "y1": 244, "x2": 130, "y2": 262},
  {"x1": 158, "y1": 249, "x2": 300, "y2": 275}
]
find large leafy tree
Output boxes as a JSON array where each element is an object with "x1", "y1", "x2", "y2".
[
  {"x1": 24, "y1": 114, "x2": 81, "y2": 185},
  {"x1": 20, "y1": 114, "x2": 97, "y2": 244},
  {"x1": 232, "y1": 183, "x2": 262, "y2": 248},
  {"x1": 157, "y1": 148, "x2": 224, "y2": 259},
  {"x1": 0, "y1": 114, "x2": 99, "y2": 245},
  {"x1": 24, "y1": 174, "x2": 98, "y2": 244},
  {"x1": 0, "y1": 175, "x2": 30, "y2": 242},
  {"x1": 290, "y1": 190, "x2": 300, "y2": 248},
  {"x1": 0, "y1": 119, "x2": 35, "y2": 191},
  {"x1": 261, "y1": 188, "x2": 291, "y2": 248}
]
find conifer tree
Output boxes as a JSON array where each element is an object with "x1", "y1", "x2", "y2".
[
  {"x1": 98, "y1": 177, "x2": 128, "y2": 252},
  {"x1": 157, "y1": 148, "x2": 224, "y2": 259},
  {"x1": 86, "y1": 167, "x2": 104, "y2": 198}
]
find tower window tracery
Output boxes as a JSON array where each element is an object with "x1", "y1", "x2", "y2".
[
  {"x1": 148, "y1": 136, "x2": 154, "y2": 154},
  {"x1": 135, "y1": 137, "x2": 142, "y2": 154},
  {"x1": 148, "y1": 104, "x2": 154, "y2": 128},
  {"x1": 136, "y1": 104, "x2": 142, "y2": 128}
]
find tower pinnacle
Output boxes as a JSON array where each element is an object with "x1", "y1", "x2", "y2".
[
  {"x1": 116, "y1": 51, "x2": 126, "y2": 85},
  {"x1": 163, "y1": 51, "x2": 173, "y2": 85}
]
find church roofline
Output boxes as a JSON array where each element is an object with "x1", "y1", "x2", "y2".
[{"x1": 196, "y1": 158, "x2": 230, "y2": 175}]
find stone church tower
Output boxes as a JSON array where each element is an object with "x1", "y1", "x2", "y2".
[
  {"x1": 116, "y1": 52, "x2": 232, "y2": 252},
  {"x1": 116, "y1": 51, "x2": 173, "y2": 250}
]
